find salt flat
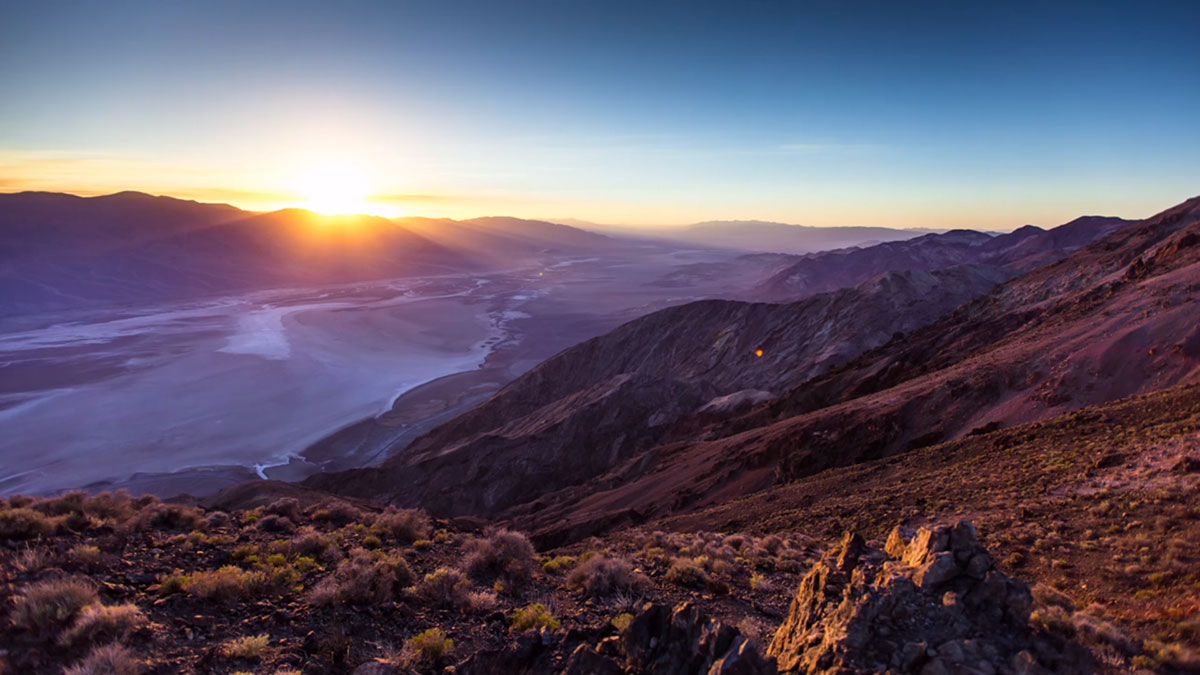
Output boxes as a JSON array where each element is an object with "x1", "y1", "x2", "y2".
[{"x1": 0, "y1": 249, "x2": 743, "y2": 496}]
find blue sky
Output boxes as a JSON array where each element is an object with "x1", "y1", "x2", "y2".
[{"x1": 1, "y1": 0, "x2": 1198, "y2": 227}]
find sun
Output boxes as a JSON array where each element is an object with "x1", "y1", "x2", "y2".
[{"x1": 293, "y1": 162, "x2": 374, "y2": 215}]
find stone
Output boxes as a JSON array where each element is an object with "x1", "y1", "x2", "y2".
[{"x1": 766, "y1": 521, "x2": 1094, "y2": 674}]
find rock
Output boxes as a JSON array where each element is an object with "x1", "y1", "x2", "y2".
[
  {"x1": 835, "y1": 531, "x2": 865, "y2": 571},
  {"x1": 767, "y1": 521, "x2": 1091, "y2": 674},
  {"x1": 562, "y1": 644, "x2": 623, "y2": 675},
  {"x1": 562, "y1": 602, "x2": 776, "y2": 674}
]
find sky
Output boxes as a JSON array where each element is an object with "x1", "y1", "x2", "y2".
[{"x1": 2, "y1": 0, "x2": 1198, "y2": 229}]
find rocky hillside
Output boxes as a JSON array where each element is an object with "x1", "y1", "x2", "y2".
[
  {"x1": 306, "y1": 264, "x2": 1011, "y2": 516},
  {"x1": 309, "y1": 196, "x2": 1199, "y2": 551},
  {"x1": 2, "y1": 487, "x2": 1135, "y2": 673}
]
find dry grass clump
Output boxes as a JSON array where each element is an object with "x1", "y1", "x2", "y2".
[
  {"x1": 0, "y1": 507, "x2": 55, "y2": 540},
  {"x1": 566, "y1": 554, "x2": 648, "y2": 599},
  {"x1": 70, "y1": 544, "x2": 105, "y2": 567},
  {"x1": 221, "y1": 633, "x2": 271, "y2": 659},
  {"x1": 415, "y1": 567, "x2": 473, "y2": 610},
  {"x1": 463, "y1": 528, "x2": 538, "y2": 592},
  {"x1": 308, "y1": 548, "x2": 413, "y2": 606},
  {"x1": 180, "y1": 566, "x2": 271, "y2": 602},
  {"x1": 511, "y1": 602, "x2": 560, "y2": 633},
  {"x1": 59, "y1": 603, "x2": 148, "y2": 647},
  {"x1": 12, "y1": 545, "x2": 54, "y2": 573},
  {"x1": 12, "y1": 577, "x2": 98, "y2": 633},
  {"x1": 465, "y1": 590, "x2": 499, "y2": 613},
  {"x1": 371, "y1": 507, "x2": 431, "y2": 544},
  {"x1": 63, "y1": 644, "x2": 142, "y2": 675}
]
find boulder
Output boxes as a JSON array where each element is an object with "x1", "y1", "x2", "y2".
[
  {"x1": 562, "y1": 601, "x2": 776, "y2": 674},
  {"x1": 767, "y1": 521, "x2": 1091, "y2": 674}
]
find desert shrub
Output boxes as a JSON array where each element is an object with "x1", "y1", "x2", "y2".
[
  {"x1": 222, "y1": 633, "x2": 270, "y2": 659},
  {"x1": 566, "y1": 555, "x2": 648, "y2": 599},
  {"x1": 0, "y1": 507, "x2": 54, "y2": 540},
  {"x1": 60, "y1": 603, "x2": 147, "y2": 647},
  {"x1": 70, "y1": 544, "x2": 104, "y2": 567},
  {"x1": 182, "y1": 566, "x2": 271, "y2": 602},
  {"x1": 12, "y1": 577, "x2": 98, "y2": 633},
  {"x1": 511, "y1": 603, "x2": 560, "y2": 633},
  {"x1": 463, "y1": 529, "x2": 537, "y2": 591},
  {"x1": 466, "y1": 590, "x2": 499, "y2": 613},
  {"x1": 136, "y1": 503, "x2": 204, "y2": 531},
  {"x1": 12, "y1": 546, "x2": 54, "y2": 573},
  {"x1": 290, "y1": 527, "x2": 341, "y2": 562},
  {"x1": 542, "y1": 556, "x2": 575, "y2": 573},
  {"x1": 84, "y1": 491, "x2": 138, "y2": 522},
  {"x1": 154, "y1": 573, "x2": 188, "y2": 596},
  {"x1": 371, "y1": 508, "x2": 431, "y2": 544},
  {"x1": 362, "y1": 535, "x2": 382, "y2": 549},
  {"x1": 36, "y1": 490, "x2": 88, "y2": 515},
  {"x1": 204, "y1": 511, "x2": 232, "y2": 529},
  {"x1": 308, "y1": 548, "x2": 412, "y2": 606},
  {"x1": 415, "y1": 568, "x2": 472, "y2": 610},
  {"x1": 666, "y1": 558, "x2": 711, "y2": 589},
  {"x1": 63, "y1": 644, "x2": 141, "y2": 675},
  {"x1": 264, "y1": 497, "x2": 303, "y2": 522},
  {"x1": 309, "y1": 499, "x2": 361, "y2": 525},
  {"x1": 403, "y1": 628, "x2": 454, "y2": 667},
  {"x1": 255, "y1": 514, "x2": 296, "y2": 534},
  {"x1": 612, "y1": 612, "x2": 635, "y2": 631}
]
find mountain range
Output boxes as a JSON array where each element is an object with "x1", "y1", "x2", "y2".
[
  {"x1": 0, "y1": 191, "x2": 617, "y2": 316},
  {"x1": 308, "y1": 196, "x2": 1200, "y2": 548}
]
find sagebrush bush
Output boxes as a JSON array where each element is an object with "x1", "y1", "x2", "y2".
[
  {"x1": 255, "y1": 514, "x2": 296, "y2": 534},
  {"x1": 60, "y1": 603, "x2": 147, "y2": 647},
  {"x1": 415, "y1": 567, "x2": 472, "y2": 610},
  {"x1": 463, "y1": 529, "x2": 538, "y2": 591},
  {"x1": 290, "y1": 527, "x2": 341, "y2": 562},
  {"x1": 371, "y1": 508, "x2": 431, "y2": 543},
  {"x1": 511, "y1": 603, "x2": 560, "y2": 632},
  {"x1": 222, "y1": 633, "x2": 270, "y2": 659},
  {"x1": 63, "y1": 644, "x2": 142, "y2": 675},
  {"x1": 403, "y1": 628, "x2": 454, "y2": 667},
  {"x1": 136, "y1": 503, "x2": 204, "y2": 532},
  {"x1": 566, "y1": 555, "x2": 648, "y2": 599},
  {"x1": 665, "y1": 558, "x2": 710, "y2": 589},
  {"x1": 309, "y1": 499, "x2": 361, "y2": 525},
  {"x1": 0, "y1": 507, "x2": 54, "y2": 540},
  {"x1": 308, "y1": 548, "x2": 412, "y2": 606},
  {"x1": 70, "y1": 544, "x2": 104, "y2": 567},
  {"x1": 12, "y1": 577, "x2": 98, "y2": 633},
  {"x1": 264, "y1": 497, "x2": 303, "y2": 522},
  {"x1": 182, "y1": 566, "x2": 271, "y2": 602}
]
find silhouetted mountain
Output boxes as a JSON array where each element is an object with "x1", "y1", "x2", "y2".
[{"x1": 0, "y1": 192, "x2": 622, "y2": 315}]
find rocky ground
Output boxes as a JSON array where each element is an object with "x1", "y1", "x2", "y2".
[{"x1": 4, "y1": 399, "x2": 1199, "y2": 675}]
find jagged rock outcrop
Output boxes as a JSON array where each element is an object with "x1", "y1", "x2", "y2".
[
  {"x1": 767, "y1": 522, "x2": 1090, "y2": 674},
  {"x1": 562, "y1": 602, "x2": 776, "y2": 675}
]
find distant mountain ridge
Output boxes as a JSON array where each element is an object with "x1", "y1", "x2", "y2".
[{"x1": 0, "y1": 191, "x2": 620, "y2": 316}]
